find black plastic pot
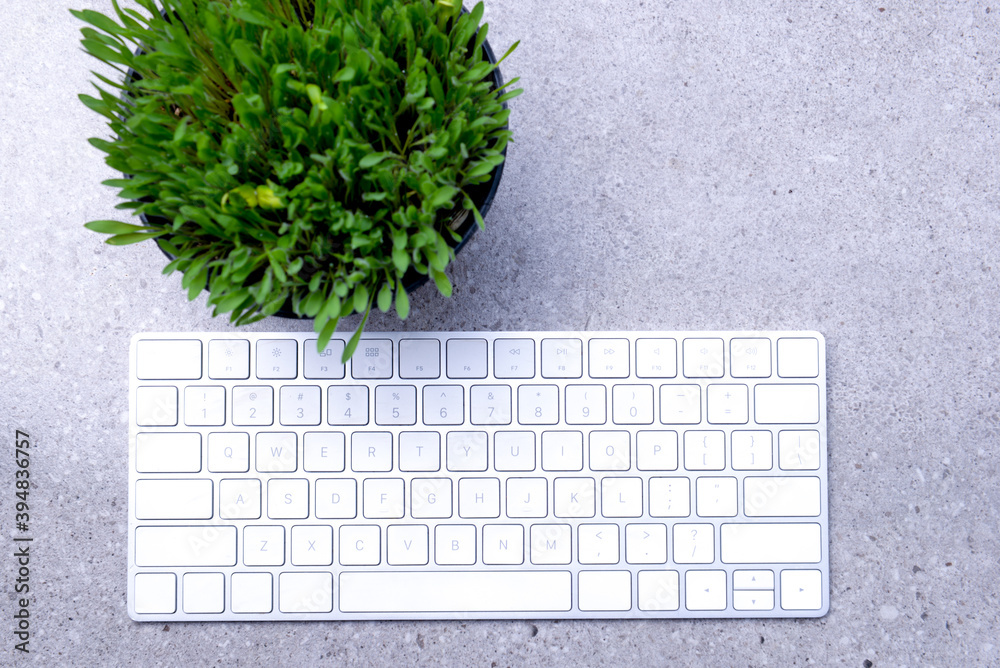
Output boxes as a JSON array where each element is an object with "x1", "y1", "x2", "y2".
[{"x1": 129, "y1": 22, "x2": 507, "y2": 320}]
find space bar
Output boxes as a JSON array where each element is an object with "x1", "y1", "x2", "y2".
[{"x1": 339, "y1": 571, "x2": 572, "y2": 612}]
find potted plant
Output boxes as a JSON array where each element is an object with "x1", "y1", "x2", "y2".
[{"x1": 73, "y1": 0, "x2": 520, "y2": 359}]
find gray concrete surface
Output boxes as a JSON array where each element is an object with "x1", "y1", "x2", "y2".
[{"x1": 2, "y1": 0, "x2": 999, "y2": 665}]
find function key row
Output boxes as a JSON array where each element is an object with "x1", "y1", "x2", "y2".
[{"x1": 136, "y1": 336, "x2": 821, "y2": 382}]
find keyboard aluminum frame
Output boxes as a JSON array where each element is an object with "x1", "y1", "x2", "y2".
[{"x1": 128, "y1": 330, "x2": 829, "y2": 621}]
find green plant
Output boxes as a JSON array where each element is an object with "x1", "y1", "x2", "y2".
[{"x1": 74, "y1": 0, "x2": 520, "y2": 359}]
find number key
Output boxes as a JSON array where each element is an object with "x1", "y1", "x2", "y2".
[
  {"x1": 279, "y1": 386, "x2": 321, "y2": 426},
  {"x1": 375, "y1": 385, "x2": 417, "y2": 425},
  {"x1": 328, "y1": 386, "x2": 369, "y2": 426},
  {"x1": 232, "y1": 386, "x2": 273, "y2": 426}
]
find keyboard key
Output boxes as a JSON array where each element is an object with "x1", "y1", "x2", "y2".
[
  {"x1": 279, "y1": 386, "x2": 321, "y2": 426},
  {"x1": 494, "y1": 432, "x2": 536, "y2": 471},
  {"x1": 134, "y1": 573, "x2": 176, "y2": 614},
  {"x1": 625, "y1": 523, "x2": 667, "y2": 564},
  {"x1": 553, "y1": 477, "x2": 595, "y2": 517},
  {"x1": 136, "y1": 386, "x2": 178, "y2": 427},
  {"x1": 505, "y1": 478, "x2": 547, "y2": 518},
  {"x1": 328, "y1": 386, "x2": 368, "y2": 426},
  {"x1": 339, "y1": 571, "x2": 572, "y2": 612},
  {"x1": 730, "y1": 430, "x2": 772, "y2": 470},
  {"x1": 351, "y1": 339, "x2": 393, "y2": 379},
  {"x1": 134, "y1": 526, "x2": 236, "y2": 566},
  {"x1": 243, "y1": 526, "x2": 284, "y2": 566},
  {"x1": 399, "y1": 338, "x2": 441, "y2": 378},
  {"x1": 257, "y1": 339, "x2": 297, "y2": 379},
  {"x1": 706, "y1": 384, "x2": 748, "y2": 424},
  {"x1": 695, "y1": 477, "x2": 738, "y2": 517},
  {"x1": 541, "y1": 431, "x2": 583, "y2": 471},
  {"x1": 423, "y1": 385, "x2": 464, "y2": 425},
  {"x1": 256, "y1": 432, "x2": 297, "y2": 472},
  {"x1": 482, "y1": 525, "x2": 524, "y2": 565},
  {"x1": 744, "y1": 477, "x2": 821, "y2": 517},
  {"x1": 730, "y1": 338, "x2": 771, "y2": 378},
  {"x1": 231, "y1": 572, "x2": 272, "y2": 613},
  {"x1": 541, "y1": 338, "x2": 583, "y2": 378},
  {"x1": 529, "y1": 524, "x2": 571, "y2": 564},
  {"x1": 411, "y1": 478, "x2": 452, "y2": 519},
  {"x1": 208, "y1": 339, "x2": 249, "y2": 380},
  {"x1": 579, "y1": 571, "x2": 631, "y2": 611},
  {"x1": 648, "y1": 477, "x2": 690, "y2": 517},
  {"x1": 135, "y1": 432, "x2": 201, "y2": 473},
  {"x1": 589, "y1": 431, "x2": 630, "y2": 471},
  {"x1": 134, "y1": 479, "x2": 213, "y2": 520},
  {"x1": 780, "y1": 569, "x2": 823, "y2": 610},
  {"x1": 374, "y1": 385, "x2": 417, "y2": 426},
  {"x1": 682, "y1": 338, "x2": 724, "y2": 378},
  {"x1": 588, "y1": 338, "x2": 629, "y2": 378},
  {"x1": 734, "y1": 590, "x2": 774, "y2": 611},
  {"x1": 458, "y1": 478, "x2": 501, "y2": 518},
  {"x1": 399, "y1": 432, "x2": 441, "y2": 472},
  {"x1": 136, "y1": 340, "x2": 202, "y2": 380},
  {"x1": 685, "y1": 570, "x2": 727, "y2": 610},
  {"x1": 303, "y1": 432, "x2": 346, "y2": 472},
  {"x1": 303, "y1": 339, "x2": 345, "y2": 379},
  {"x1": 518, "y1": 385, "x2": 559, "y2": 424},
  {"x1": 494, "y1": 339, "x2": 535, "y2": 378},
  {"x1": 207, "y1": 432, "x2": 250, "y2": 473},
  {"x1": 183, "y1": 572, "x2": 225, "y2": 614},
  {"x1": 659, "y1": 385, "x2": 701, "y2": 424},
  {"x1": 279, "y1": 572, "x2": 332, "y2": 613},
  {"x1": 635, "y1": 338, "x2": 677, "y2": 378},
  {"x1": 219, "y1": 479, "x2": 261, "y2": 519},
  {"x1": 447, "y1": 431, "x2": 488, "y2": 471},
  {"x1": 720, "y1": 523, "x2": 822, "y2": 563},
  {"x1": 564, "y1": 385, "x2": 607, "y2": 425},
  {"x1": 435, "y1": 525, "x2": 476, "y2": 564},
  {"x1": 470, "y1": 385, "x2": 512, "y2": 425},
  {"x1": 363, "y1": 478, "x2": 405, "y2": 518},
  {"x1": 315, "y1": 479, "x2": 357, "y2": 519},
  {"x1": 777, "y1": 337, "x2": 820, "y2": 378},
  {"x1": 683, "y1": 431, "x2": 726, "y2": 470},
  {"x1": 577, "y1": 524, "x2": 619, "y2": 564},
  {"x1": 733, "y1": 570, "x2": 774, "y2": 590},
  {"x1": 291, "y1": 525, "x2": 333, "y2": 566},
  {"x1": 446, "y1": 338, "x2": 488, "y2": 378},
  {"x1": 184, "y1": 386, "x2": 226, "y2": 426},
  {"x1": 636, "y1": 431, "x2": 678, "y2": 471},
  {"x1": 673, "y1": 523, "x2": 714, "y2": 564},
  {"x1": 612, "y1": 384, "x2": 654, "y2": 424},
  {"x1": 351, "y1": 432, "x2": 392, "y2": 472},
  {"x1": 778, "y1": 430, "x2": 822, "y2": 470},
  {"x1": 637, "y1": 570, "x2": 679, "y2": 611},
  {"x1": 754, "y1": 384, "x2": 820, "y2": 424},
  {"x1": 266, "y1": 479, "x2": 308, "y2": 519},
  {"x1": 602, "y1": 477, "x2": 643, "y2": 517},
  {"x1": 340, "y1": 525, "x2": 381, "y2": 565},
  {"x1": 387, "y1": 525, "x2": 429, "y2": 565},
  {"x1": 232, "y1": 386, "x2": 273, "y2": 426}
]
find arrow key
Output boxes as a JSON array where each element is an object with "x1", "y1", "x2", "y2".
[
  {"x1": 733, "y1": 569, "x2": 774, "y2": 590},
  {"x1": 734, "y1": 590, "x2": 774, "y2": 611},
  {"x1": 780, "y1": 569, "x2": 823, "y2": 610},
  {"x1": 685, "y1": 570, "x2": 727, "y2": 611}
]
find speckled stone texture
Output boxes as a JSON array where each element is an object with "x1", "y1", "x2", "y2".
[{"x1": 2, "y1": 0, "x2": 999, "y2": 665}]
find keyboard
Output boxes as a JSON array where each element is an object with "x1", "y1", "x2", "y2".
[{"x1": 127, "y1": 330, "x2": 828, "y2": 620}]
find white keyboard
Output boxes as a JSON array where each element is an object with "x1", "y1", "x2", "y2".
[{"x1": 128, "y1": 331, "x2": 828, "y2": 620}]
